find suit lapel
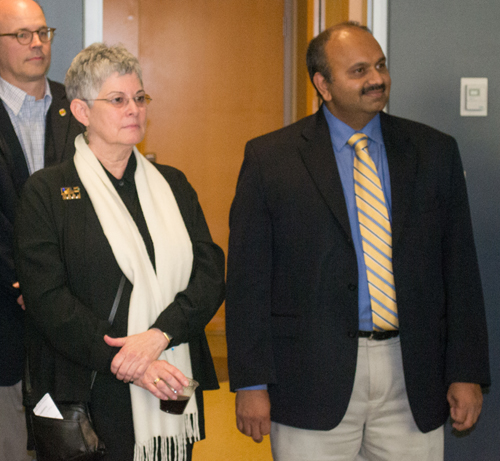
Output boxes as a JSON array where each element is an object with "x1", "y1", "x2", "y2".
[
  {"x1": 380, "y1": 112, "x2": 417, "y2": 248},
  {"x1": 299, "y1": 109, "x2": 352, "y2": 241},
  {"x1": 45, "y1": 80, "x2": 72, "y2": 167},
  {"x1": 59, "y1": 160, "x2": 91, "y2": 291},
  {"x1": 0, "y1": 101, "x2": 30, "y2": 194}
]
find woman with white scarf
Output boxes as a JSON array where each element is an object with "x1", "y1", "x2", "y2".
[{"x1": 14, "y1": 43, "x2": 225, "y2": 461}]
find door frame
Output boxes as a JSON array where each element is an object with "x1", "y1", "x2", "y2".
[
  {"x1": 83, "y1": 0, "x2": 103, "y2": 46},
  {"x1": 83, "y1": 0, "x2": 388, "y2": 124}
]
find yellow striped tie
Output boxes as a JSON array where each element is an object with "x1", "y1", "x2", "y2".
[{"x1": 348, "y1": 133, "x2": 399, "y2": 331}]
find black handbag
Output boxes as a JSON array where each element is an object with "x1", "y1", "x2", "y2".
[
  {"x1": 28, "y1": 275, "x2": 126, "y2": 461},
  {"x1": 31, "y1": 403, "x2": 105, "y2": 461}
]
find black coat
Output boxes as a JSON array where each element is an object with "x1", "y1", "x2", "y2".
[
  {"x1": 226, "y1": 108, "x2": 490, "y2": 434},
  {"x1": 0, "y1": 80, "x2": 83, "y2": 385},
  {"x1": 14, "y1": 157, "x2": 225, "y2": 440}
]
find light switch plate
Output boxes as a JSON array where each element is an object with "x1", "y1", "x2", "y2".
[{"x1": 461, "y1": 78, "x2": 488, "y2": 116}]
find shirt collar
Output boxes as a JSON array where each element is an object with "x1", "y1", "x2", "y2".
[
  {"x1": 322, "y1": 104, "x2": 384, "y2": 151},
  {"x1": 104, "y1": 152, "x2": 137, "y2": 186},
  {"x1": 0, "y1": 76, "x2": 52, "y2": 116},
  {"x1": 122, "y1": 153, "x2": 137, "y2": 183}
]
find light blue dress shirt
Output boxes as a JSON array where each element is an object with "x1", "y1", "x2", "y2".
[
  {"x1": 0, "y1": 77, "x2": 52, "y2": 175},
  {"x1": 322, "y1": 105, "x2": 393, "y2": 331}
]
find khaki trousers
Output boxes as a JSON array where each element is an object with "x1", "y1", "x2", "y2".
[
  {"x1": 271, "y1": 337, "x2": 444, "y2": 461},
  {"x1": 0, "y1": 380, "x2": 33, "y2": 461}
]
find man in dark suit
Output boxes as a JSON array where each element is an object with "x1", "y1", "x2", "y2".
[
  {"x1": 226, "y1": 22, "x2": 490, "y2": 460},
  {"x1": 0, "y1": 0, "x2": 82, "y2": 459}
]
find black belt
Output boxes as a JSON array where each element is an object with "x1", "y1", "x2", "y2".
[{"x1": 358, "y1": 330, "x2": 399, "y2": 340}]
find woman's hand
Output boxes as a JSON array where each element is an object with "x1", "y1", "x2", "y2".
[
  {"x1": 104, "y1": 328, "x2": 169, "y2": 382},
  {"x1": 132, "y1": 360, "x2": 190, "y2": 400}
]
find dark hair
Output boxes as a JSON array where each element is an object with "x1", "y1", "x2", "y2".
[{"x1": 306, "y1": 21, "x2": 371, "y2": 87}]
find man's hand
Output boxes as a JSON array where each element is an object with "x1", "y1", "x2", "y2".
[
  {"x1": 236, "y1": 389, "x2": 271, "y2": 443},
  {"x1": 13, "y1": 282, "x2": 25, "y2": 310},
  {"x1": 104, "y1": 328, "x2": 169, "y2": 382},
  {"x1": 447, "y1": 382, "x2": 483, "y2": 431}
]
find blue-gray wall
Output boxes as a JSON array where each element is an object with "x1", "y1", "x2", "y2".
[
  {"x1": 38, "y1": 0, "x2": 83, "y2": 83},
  {"x1": 389, "y1": 1, "x2": 500, "y2": 459}
]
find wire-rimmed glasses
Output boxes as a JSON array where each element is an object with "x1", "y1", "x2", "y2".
[{"x1": 84, "y1": 94, "x2": 152, "y2": 109}]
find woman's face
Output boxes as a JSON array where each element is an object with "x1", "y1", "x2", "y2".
[{"x1": 86, "y1": 72, "x2": 147, "y2": 153}]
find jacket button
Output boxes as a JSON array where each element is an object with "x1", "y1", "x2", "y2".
[
  {"x1": 348, "y1": 283, "x2": 357, "y2": 291},
  {"x1": 348, "y1": 331, "x2": 357, "y2": 338}
]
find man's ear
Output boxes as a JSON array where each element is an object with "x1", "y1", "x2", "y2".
[
  {"x1": 312, "y1": 72, "x2": 333, "y2": 102},
  {"x1": 70, "y1": 99, "x2": 90, "y2": 127}
]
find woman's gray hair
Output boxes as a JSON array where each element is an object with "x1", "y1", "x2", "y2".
[{"x1": 65, "y1": 43, "x2": 143, "y2": 104}]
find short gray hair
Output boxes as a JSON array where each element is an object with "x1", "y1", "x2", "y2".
[{"x1": 65, "y1": 43, "x2": 143, "y2": 104}]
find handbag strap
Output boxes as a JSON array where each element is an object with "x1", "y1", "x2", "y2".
[
  {"x1": 90, "y1": 274, "x2": 126, "y2": 389},
  {"x1": 25, "y1": 274, "x2": 127, "y2": 397},
  {"x1": 107, "y1": 274, "x2": 126, "y2": 326}
]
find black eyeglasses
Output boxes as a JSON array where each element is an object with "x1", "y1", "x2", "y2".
[
  {"x1": 84, "y1": 94, "x2": 152, "y2": 109},
  {"x1": 0, "y1": 27, "x2": 56, "y2": 45}
]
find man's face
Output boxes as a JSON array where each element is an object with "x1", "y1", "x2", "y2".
[
  {"x1": 316, "y1": 27, "x2": 391, "y2": 130},
  {"x1": 0, "y1": 0, "x2": 51, "y2": 88}
]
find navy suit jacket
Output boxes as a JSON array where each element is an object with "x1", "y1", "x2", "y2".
[
  {"x1": 226, "y1": 107, "x2": 490, "y2": 433},
  {"x1": 0, "y1": 80, "x2": 83, "y2": 385}
]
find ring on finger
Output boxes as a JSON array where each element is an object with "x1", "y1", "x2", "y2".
[{"x1": 153, "y1": 377, "x2": 161, "y2": 386}]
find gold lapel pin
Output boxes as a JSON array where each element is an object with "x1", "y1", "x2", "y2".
[
  {"x1": 61, "y1": 187, "x2": 81, "y2": 200},
  {"x1": 59, "y1": 108, "x2": 66, "y2": 117}
]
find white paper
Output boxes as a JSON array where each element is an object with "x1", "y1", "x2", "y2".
[{"x1": 33, "y1": 393, "x2": 63, "y2": 419}]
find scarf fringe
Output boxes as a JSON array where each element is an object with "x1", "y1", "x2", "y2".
[{"x1": 134, "y1": 413, "x2": 200, "y2": 461}]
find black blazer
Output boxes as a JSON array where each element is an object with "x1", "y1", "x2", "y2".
[
  {"x1": 0, "y1": 80, "x2": 83, "y2": 385},
  {"x1": 14, "y1": 158, "x2": 224, "y2": 412},
  {"x1": 226, "y1": 108, "x2": 490, "y2": 434}
]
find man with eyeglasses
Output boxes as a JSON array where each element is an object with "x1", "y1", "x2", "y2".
[{"x1": 0, "y1": 1, "x2": 82, "y2": 459}]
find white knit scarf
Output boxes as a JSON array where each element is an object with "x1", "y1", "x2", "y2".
[{"x1": 73, "y1": 134, "x2": 199, "y2": 461}]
